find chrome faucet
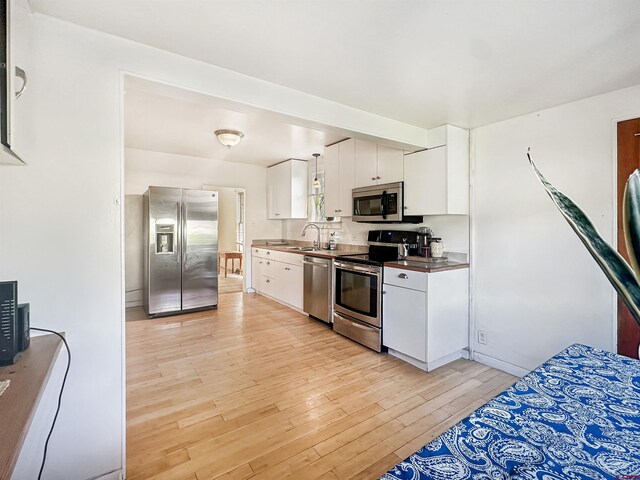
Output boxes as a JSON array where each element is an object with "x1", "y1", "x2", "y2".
[{"x1": 301, "y1": 223, "x2": 321, "y2": 249}]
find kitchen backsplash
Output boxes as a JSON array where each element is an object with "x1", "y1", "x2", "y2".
[{"x1": 282, "y1": 215, "x2": 470, "y2": 254}]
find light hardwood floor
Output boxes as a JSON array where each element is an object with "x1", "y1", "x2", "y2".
[{"x1": 126, "y1": 292, "x2": 516, "y2": 480}]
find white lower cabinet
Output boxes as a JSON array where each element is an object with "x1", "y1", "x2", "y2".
[
  {"x1": 251, "y1": 256, "x2": 265, "y2": 292},
  {"x1": 383, "y1": 284, "x2": 426, "y2": 362},
  {"x1": 278, "y1": 263, "x2": 303, "y2": 309},
  {"x1": 383, "y1": 266, "x2": 469, "y2": 371},
  {"x1": 251, "y1": 249, "x2": 304, "y2": 310}
]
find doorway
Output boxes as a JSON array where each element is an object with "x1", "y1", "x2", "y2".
[
  {"x1": 617, "y1": 117, "x2": 640, "y2": 358},
  {"x1": 204, "y1": 185, "x2": 246, "y2": 295}
]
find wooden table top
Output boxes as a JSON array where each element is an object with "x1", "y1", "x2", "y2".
[
  {"x1": 0, "y1": 334, "x2": 63, "y2": 479},
  {"x1": 219, "y1": 251, "x2": 243, "y2": 257}
]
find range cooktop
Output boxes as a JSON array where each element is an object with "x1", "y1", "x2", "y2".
[{"x1": 335, "y1": 251, "x2": 398, "y2": 266}]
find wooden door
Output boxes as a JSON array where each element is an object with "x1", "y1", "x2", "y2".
[{"x1": 617, "y1": 117, "x2": 640, "y2": 358}]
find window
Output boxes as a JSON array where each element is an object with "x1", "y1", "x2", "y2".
[
  {"x1": 236, "y1": 191, "x2": 245, "y2": 253},
  {"x1": 308, "y1": 171, "x2": 326, "y2": 222}
]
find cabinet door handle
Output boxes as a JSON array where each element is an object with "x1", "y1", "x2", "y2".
[
  {"x1": 266, "y1": 279, "x2": 270, "y2": 283},
  {"x1": 15, "y1": 66, "x2": 26, "y2": 99},
  {"x1": 275, "y1": 213, "x2": 280, "y2": 216},
  {"x1": 382, "y1": 291, "x2": 387, "y2": 295},
  {"x1": 266, "y1": 261, "x2": 270, "y2": 265},
  {"x1": 376, "y1": 176, "x2": 381, "y2": 180},
  {"x1": 404, "y1": 206, "x2": 408, "y2": 210},
  {"x1": 266, "y1": 251, "x2": 270, "y2": 255},
  {"x1": 398, "y1": 273, "x2": 408, "y2": 279},
  {"x1": 371, "y1": 177, "x2": 376, "y2": 181},
  {"x1": 284, "y1": 267, "x2": 290, "y2": 271}
]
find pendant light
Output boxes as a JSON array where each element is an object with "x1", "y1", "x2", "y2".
[{"x1": 312, "y1": 153, "x2": 321, "y2": 190}]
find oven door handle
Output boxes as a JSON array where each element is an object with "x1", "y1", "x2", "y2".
[{"x1": 335, "y1": 264, "x2": 380, "y2": 275}]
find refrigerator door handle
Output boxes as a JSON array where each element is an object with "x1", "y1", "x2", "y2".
[
  {"x1": 176, "y1": 201, "x2": 182, "y2": 263},
  {"x1": 182, "y1": 200, "x2": 187, "y2": 265}
]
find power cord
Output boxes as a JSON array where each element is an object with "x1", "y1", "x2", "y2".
[{"x1": 30, "y1": 327, "x2": 71, "y2": 480}]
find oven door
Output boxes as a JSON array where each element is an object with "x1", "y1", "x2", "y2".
[
  {"x1": 352, "y1": 184, "x2": 402, "y2": 222},
  {"x1": 333, "y1": 261, "x2": 381, "y2": 327}
]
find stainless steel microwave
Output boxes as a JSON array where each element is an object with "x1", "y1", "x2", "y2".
[{"x1": 352, "y1": 182, "x2": 422, "y2": 223}]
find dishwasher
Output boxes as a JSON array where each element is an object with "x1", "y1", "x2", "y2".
[{"x1": 303, "y1": 255, "x2": 332, "y2": 323}]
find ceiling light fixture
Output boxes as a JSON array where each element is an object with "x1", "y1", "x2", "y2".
[
  {"x1": 312, "y1": 153, "x2": 321, "y2": 190},
  {"x1": 214, "y1": 129, "x2": 244, "y2": 148}
]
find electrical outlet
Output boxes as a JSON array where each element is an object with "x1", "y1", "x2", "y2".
[{"x1": 478, "y1": 330, "x2": 488, "y2": 345}]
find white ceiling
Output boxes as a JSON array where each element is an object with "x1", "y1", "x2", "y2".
[
  {"x1": 31, "y1": 0, "x2": 640, "y2": 129},
  {"x1": 124, "y1": 76, "x2": 350, "y2": 166}
]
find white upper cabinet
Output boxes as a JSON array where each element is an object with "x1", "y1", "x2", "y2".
[
  {"x1": 354, "y1": 140, "x2": 377, "y2": 187},
  {"x1": 403, "y1": 125, "x2": 469, "y2": 215},
  {"x1": 354, "y1": 140, "x2": 403, "y2": 188},
  {"x1": 376, "y1": 145, "x2": 404, "y2": 185},
  {"x1": 324, "y1": 139, "x2": 355, "y2": 216},
  {"x1": 267, "y1": 159, "x2": 308, "y2": 219},
  {"x1": 324, "y1": 142, "x2": 340, "y2": 215}
]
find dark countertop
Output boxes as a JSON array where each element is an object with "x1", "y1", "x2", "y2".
[
  {"x1": 384, "y1": 259, "x2": 470, "y2": 273},
  {"x1": 251, "y1": 240, "x2": 366, "y2": 259}
]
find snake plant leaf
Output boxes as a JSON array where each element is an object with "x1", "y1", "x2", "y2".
[
  {"x1": 624, "y1": 170, "x2": 640, "y2": 282},
  {"x1": 528, "y1": 153, "x2": 640, "y2": 327}
]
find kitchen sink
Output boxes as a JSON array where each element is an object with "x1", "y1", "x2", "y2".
[{"x1": 287, "y1": 246, "x2": 317, "y2": 251}]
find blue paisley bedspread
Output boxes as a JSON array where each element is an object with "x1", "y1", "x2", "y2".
[{"x1": 381, "y1": 343, "x2": 640, "y2": 480}]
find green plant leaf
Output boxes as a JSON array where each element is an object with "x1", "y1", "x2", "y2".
[
  {"x1": 528, "y1": 153, "x2": 640, "y2": 327},
  {"x1": 624, "y1": 170, "x2": 640, "y2": 282}
]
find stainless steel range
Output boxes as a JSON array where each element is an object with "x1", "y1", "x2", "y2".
[{"x1": 332, "y1": 230, "x2": 419, "y2": 352}]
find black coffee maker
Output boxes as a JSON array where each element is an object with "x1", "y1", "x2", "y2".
[{"x1": 417, "y1": 227, "x2": 433, "y2": 257}]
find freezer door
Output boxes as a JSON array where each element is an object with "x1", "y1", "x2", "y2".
[
  {"x1": 147, "y1": 187, "x2": 182, "y2": 315},
  {"x1": 182, "y1": 189, "x2": 218, "y2": 310}
]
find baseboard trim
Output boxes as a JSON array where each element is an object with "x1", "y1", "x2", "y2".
[
  {"x1": 85, "y1": 468, "x2": 122, "y2": 480},
  {"x1": 473, "y1": 352, "x2": 529, "y2": 377},
  {"x1": 254, "y1": 291, "x2": 307, "y2": 315},
  {"x1": 388, "y1": 349, "x2": 466, "y2": 372}
]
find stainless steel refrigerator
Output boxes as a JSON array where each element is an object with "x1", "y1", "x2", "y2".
[{"x1": 143, "y1": 187, "x2": 218, "y2": 317}]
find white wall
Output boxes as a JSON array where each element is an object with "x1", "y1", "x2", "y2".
[
  {"x1": 471, "y1": 84, "x2": 640, "y2": 375},
  {"x1": 215, "y1": 187, "x2": 240, "y2": 253},
  {"x1": 125, "y1": 148, "x2": 272, "y2": 297},
  {"x1": 125, "y1": 194, "x2": 143, "y2": 307},
  {"x1": 0, "y1": 5, "x2": 430, "y2": 478}
]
